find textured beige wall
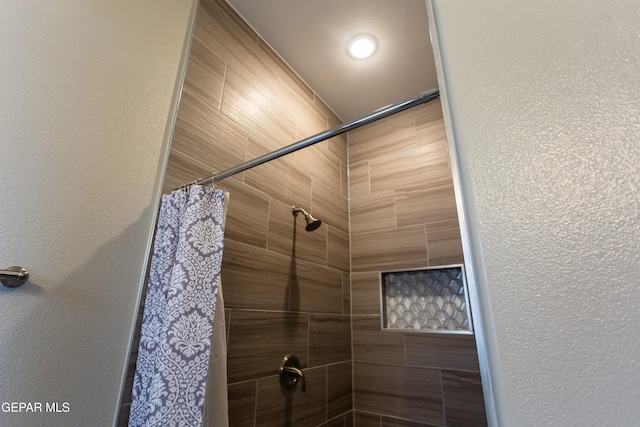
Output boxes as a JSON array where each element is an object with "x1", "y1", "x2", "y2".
[
  {"x1": 0, "y1": 0, "x2": 196, "y2": 426},
  {"x1": 431, "y1": 0, "x2": 640, "y2": 425}
]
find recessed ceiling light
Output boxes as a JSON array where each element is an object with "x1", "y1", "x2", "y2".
[{"x1": 347, "y1": 34, "x2": 378, "y2": 60}]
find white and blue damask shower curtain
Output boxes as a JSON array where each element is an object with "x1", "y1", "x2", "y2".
[{"x1": 129, "y1": 186, "x2": 226, "y2": 427}]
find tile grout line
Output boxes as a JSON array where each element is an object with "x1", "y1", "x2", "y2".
[
  {"x1": 218, "y1": 62, "x2": 228, "y2": 112},
  {"x1": 439, "y1": 368, "x2": 447, "y2": 426},
  {"x1": 253, "y1": 378, "x2": 259, "y2": 427},
  {"x1": 307, "y1": 313, "x2": 311, "y2": 369},
  {"x1": 345, "y1": 131, "x2": 357, "y2": 423},
  {"x1": 325, "y1": 364, "x2": 329, "y2": 423}
]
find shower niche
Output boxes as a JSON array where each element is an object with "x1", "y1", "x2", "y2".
[{"x1": 380, "y1": 265, "x2": 472, "y2": 334}]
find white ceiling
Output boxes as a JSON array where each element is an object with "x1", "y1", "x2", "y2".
[{"x1": 226, "y1": 0, "x2": 438, "y2": 123}]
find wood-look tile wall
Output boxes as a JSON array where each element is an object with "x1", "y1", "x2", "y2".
[
  {"x1": 118, "y1": 1, "x2": 486, "y2": 426},
  {"x1": 118, "y1": 0, "x2": 351, "y2": 425},
  {"x1": 348, "y1": 100, "x2": 487, "y2": 427}
]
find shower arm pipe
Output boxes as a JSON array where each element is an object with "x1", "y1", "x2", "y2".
[{"x1": 179, "y1": 89, "x2": 439, "y2": 188}]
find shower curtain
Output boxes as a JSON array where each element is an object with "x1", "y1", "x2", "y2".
[{"x1": 129, "y1": 185, "x2": 228, "y2": 427}]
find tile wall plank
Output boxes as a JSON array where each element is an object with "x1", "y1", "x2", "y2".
[
  {"x1": 309, "y1": 315, "x2": 352, "y2": 366},
  {"x1": 405, "y1": 333, "x2": 480, "y2": 371},
  {"x1": 327, "y1": 362, "x2": 353, "y2": 418},
  {"x1": 351, "y1": 226, "x2": 428, "y2": 272},
  {"x1": 352, "y1": 316, "x2": 404, "y2": 364},
  {"x1": 351, "y1": 272, "x2": 382, "y2": 315},
  {"x1": 255, "y1": 368, "x2": 327, "y2": 427},
  {"x1": 426, "y1": 219, "x2": 464, "y2": 266},
  {"x1": 441, "y1": 369, "x2": 488, "y2": 427},
  {"x1": 228, "y1": 380, "x2": 257, "y2": 427},
  {"x1": 172, "y1": 89, "x2": 248, "y2": 172},
  {"x1": 183, "y1": 37, "x2": 226, "y2": 110},
  {"x1": 290, "y1": 259, "x2": 343, "y2": 314},
  {"x1": 221, "y1": 239, "x2": 290, "y2": 311},
  {"x1": 354, "y1": 362, "x2": 444, "y2": 425},
  {"x1": 350, "y1": 191, "x2": 397, "y2": 234},
  {"x1": 328, "y1": 226, "x2": 350, "y2": 272},
  {"x1": 227, "y1": 310, "x2": 308, "y2": 383}
]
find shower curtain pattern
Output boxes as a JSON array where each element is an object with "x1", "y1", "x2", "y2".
[{"x1": 130, "y1": 186, "x2": 226, "y2": 427}]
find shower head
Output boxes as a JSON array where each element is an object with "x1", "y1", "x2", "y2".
[{"x1": 291, "y1": 206, "x2": 322, "y2": 232}]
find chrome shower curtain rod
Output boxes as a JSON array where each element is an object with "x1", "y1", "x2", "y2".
[{"x1": 177, "y1": 88, "x2": 439, "y2": 189}]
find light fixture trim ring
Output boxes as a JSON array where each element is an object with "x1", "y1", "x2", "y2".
[{"x1": 346, "y1": 33, "x2": 378, "y2": 60}]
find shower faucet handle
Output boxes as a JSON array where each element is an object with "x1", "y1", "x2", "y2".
[
  {"x1": 283, "y1": 366, "x2": 306, "y2": 392},
  {"x1": 279, "y1": 354, "x2": 306, "y2": 392}
]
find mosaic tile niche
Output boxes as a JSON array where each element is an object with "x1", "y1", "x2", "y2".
[{"x1": 382, "y1": 265, "x2": 472, "y2": 333}]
